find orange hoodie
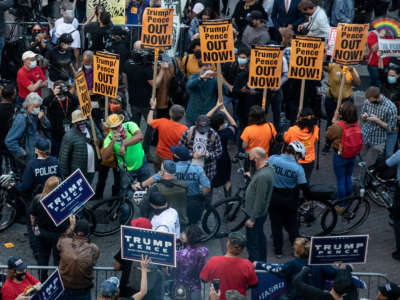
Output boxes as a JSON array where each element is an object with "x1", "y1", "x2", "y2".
[{"x1": 284, "y1": 125, "x2": 319, "y2": 164}]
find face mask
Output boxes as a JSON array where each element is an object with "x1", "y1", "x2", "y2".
[
  {"x1": 109, "y1": 103, "x2": 121, "y2": 112},
  {"x1": 32, "y1": 107, "x2": 40, "y2": 115},
  {"x1": 194, "y1": 50, "x2": 201, "y2": 59},
  {"x1": 29, "y1": 60, "x2": 37, "y2": 69},
  {"x1": 388, "y1": 76, "x2": 397, "y2": 84},
  {"x1": 77, "y1": 123, "x2": 87, "y2": 132},
  {"x1": 16, "y1": 272, "x2": 26, "y2": 281},
  {"x1": 84, "y1": 64, "x2": 92, "y2": 70},
  {"x1": 238, "y1": 57, "x2": 248, "y2": 65}
]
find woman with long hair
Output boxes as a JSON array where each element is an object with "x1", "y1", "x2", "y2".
[{"x1": 284, "y1": 108, "x2": 319, "y2": 181}]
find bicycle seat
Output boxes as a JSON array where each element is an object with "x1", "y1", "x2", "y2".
[{"x1": 309, "y1": 184, "x2": 337, "y2": 201}]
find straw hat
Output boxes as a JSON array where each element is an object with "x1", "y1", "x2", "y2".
[
  {"x1": 104, "y1": 114, "x2": 124, "y2": 128},
  {"x1": 71, "y1": 109, "x2": 87, "y2": 124}
]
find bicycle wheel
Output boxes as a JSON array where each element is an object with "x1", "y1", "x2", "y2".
[
  {"x1": 211, "y1": 197, "x2": 248, "y2": 238},
  {"x1": 199, "y1": 205, "x2": 221, "y2": 242},
  {"x1": 91, "y1": 197, "x2": 134, "y2": 237},
  {"x1": 298, "y1": 199, "x2": 337, "y2": 237},
  {"x1": 0, "y1": 199, "x2": 16, "y2": 232},
  {"x1": 329, "y1": 196, "x2": 370, "y2": 235}
]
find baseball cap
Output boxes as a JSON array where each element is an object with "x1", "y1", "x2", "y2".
[
  {"x1": 163, "y1": 160, "x2": 176, "y2": 174},
  {"x1": 74, "y1": 218, "x2": 90, "y2": 236},
  {"x1": 170, "y1": 145, "x2": 192, "y2": 161},
  {"x1": 379, "y1": 282, "x2": 400, "y2": 299},
  {"x1": 149, "y1": 190, "x2": 167, "y2": 207},
  {"x1": 22, "y1": 51, "x2": 37, "y2": 61},
  {"x1": 192, "y1": 2, "x2": 205, "y2": 14},
  {"x1": 228, "y1": 231, "x2": 246, "y2": 248},
  {"x1": 195, "y1": 115, "x2": 210, "y2": 134},
  {"x1": 8, "y1": 256, "x2": 27, "y2": 271},
  {"x1": 332, "y1": 269, "x2": 354, "y2": 295},
  {"x1": 226, "y1": 290, "x2": 245, "y2": 300},
  {"x1": 35, "y1": 138, "x2": 50, "y2": 152},
  {"x1": 131, "y1": 218, "x2": 152, "y2": 229},
  {"x1": 100, "y1": 277, "x2": 120, "y2": 297}
]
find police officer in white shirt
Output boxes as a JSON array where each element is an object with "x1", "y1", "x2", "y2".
[{"x1": 149, "y1": 189, "x2": 180, "y2": 238}]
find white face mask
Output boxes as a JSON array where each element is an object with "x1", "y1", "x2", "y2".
[
  {"x1": 29, "y1": 60, "x2": 37, "y2": 69},
  {"x1": 84, "y1": 64, "x2": 92, "y2": 69}
]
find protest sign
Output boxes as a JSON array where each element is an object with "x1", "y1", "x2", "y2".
[
  {"x1": 75, "y1": 71, "x2": 92, "y2": 118},
  {"x1": 248, "y1": 45, "x2": 283, "y2": 89},
  {"x1": 327, "y1": 27, "x2": 337, "y2": 56},
  {"x1": 31, "y1": 269, "x2": 64, "y2": 300},
  {"x1": 309, "y1": 235, "x2": 369, "y2": 265},
  {"x1": 379, "y1": 38, "x2": 400, "y2": 57},
  {"x1": 121, "y1": 225, "x2": 176, "y2": 267},
  {"x1": 288, "y1": 35, "x2": 324, "y2": 80},
  {"x1": 199, "y1": 20, "x2": 235, "y2": 63},
  {"x1": 86, "y1": 0, "x2": 125, "y2": 24},
  {"x1": 252, "y1": 271, "x2": 286, "y2": 300},
  {"x1": 93, "y1": 52, "x2": 120, "y2": 99},
  {"x1": 141, "y1": 8, "x2": 174, "y2": 49},
  {"x1": 40, "y1": 169, "x2": 94, "y2": 226},
  {"x1": 333, "y1": 23, "x2": 369, "y2": 65}
]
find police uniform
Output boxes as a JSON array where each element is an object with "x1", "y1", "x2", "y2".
[{"x1": 268, "y1": 154, "x2": 307, "y2": 255}]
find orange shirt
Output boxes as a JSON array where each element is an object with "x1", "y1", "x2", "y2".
[
  {"x1": 241, "y1": 123, "x2": 277, "y2": 156},
  {"x1": 284, "y1": 125, "x2": 319, "y2": 164},
  {"x1": 151, "y1": 118, "x2": 188, "y2": 159}
]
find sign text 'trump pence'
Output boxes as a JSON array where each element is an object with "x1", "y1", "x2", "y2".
[
  {"x1": 199, "y1": 20, "x2": 234, "y2": 63},
  {"x1": 93, "y1": 52, "x2": 120, "y2": 98},
  {"x1": 141, "y1": 8, "x2": 174, "y2": 48}
]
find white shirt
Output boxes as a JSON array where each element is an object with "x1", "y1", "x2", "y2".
[
  {"x1": 54, "y1": 23, "x2": 81, "y2": 49},
  {"x1": 55, "y1": 17, "x2": 79, "y2": 30},
  {"x1": 151, "y1": 207, "x2": 180, "y2": 238},
  {"x1": 303, "y1": 6, "x2": 331, "y2": 41},
  {"x1": 191, "y1": 131, "x2": 208, "y2": 168}
]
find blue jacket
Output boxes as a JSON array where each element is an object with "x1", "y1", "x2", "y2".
[
  {"x1": 330, "y1": 0, "x2": 354, "y2": 26},
  {"x1": 271, "y1": 0, "x2": 304, "y2": 29},
  {"x1": 5, "y1": 110, "x2": 51, "y2": 164}
]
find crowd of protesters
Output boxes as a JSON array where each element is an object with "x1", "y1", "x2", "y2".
[{"x1": 1, "y1": 0, "x2": 400, "y2": 298}]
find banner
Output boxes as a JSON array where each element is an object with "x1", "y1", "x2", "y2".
[
  {"x1": 333, "y1": 23, "x2": 369, "y2": 65},
  {"x1": 40, "y1": 169, "x2": 94, "y2": 226},
  {"x1": 141, "y1": 8, "x2": 174, "y2": 49},
  {"x1": 31, "y1": 269, "x2": 64, "y2": 300},
  {"x1": 199, "y1": 20, "x2": 235, "y2": 63},
  {"x1": 379, "y1": 38, "x2": 400, "y2": 57},
  {"x1": 86, "y1": 0, "x2": 125, "y2": 25},
  {"x1": 309, "y1": 235, "x2": 369, "y2": 265},
  {"x1": 288, "y1": 35, "x2": 324, "y2": 80},
  {"x1": 93, "y1": 52, "x2": 120, "y2": 98},
  {"x1": 121, "y1": 225, "x2": 176, "y2": 267},
  {"x1": 75, "y1": 71, "x2": 92, "y2": 118},
  {"x1": 327, "y1": 27, "x2": 337, "y2": 56},
  {"x1": 252, "y1": 271, "x2": 286, "y2": 300},
  {"x1": 248, "y1": 45, "x2": 283, "y2": 89}
]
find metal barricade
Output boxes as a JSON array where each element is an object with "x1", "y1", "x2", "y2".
[{"x1": 0, "y1": 265, "x2": 121, "y2": 299}]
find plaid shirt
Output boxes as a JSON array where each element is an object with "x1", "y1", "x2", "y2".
[
  {"x1": 361, "y1": 96, "x2": 398, "y2": 145},
  {"x1": 179, "y1": 127, "x2": 222, "y2": 180}
]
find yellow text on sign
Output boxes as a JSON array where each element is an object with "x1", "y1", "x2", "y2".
[{"x1": 75, "y1": 71, "x2": 92, "y2": 118}]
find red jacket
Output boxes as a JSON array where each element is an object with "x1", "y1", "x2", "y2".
[{"x1": 366, "y1": 31, "x2": 391, "y2": 67}]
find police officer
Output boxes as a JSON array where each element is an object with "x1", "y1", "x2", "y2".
[{"x1": 268, "y1": 141, "x2": 312, "y2": 258}]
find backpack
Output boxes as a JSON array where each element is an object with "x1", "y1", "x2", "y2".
[
  {"x1": 170, "y1": 57, "x2": 189, "y2": 107},
  {"x1": 266, "y1": 123, "x2": 284, "y2": 156},
  {"x1": 337, "y1": 121, "x2": 363, "y2": 158}
]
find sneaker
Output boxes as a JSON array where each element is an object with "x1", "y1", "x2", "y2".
[{"x1": 392, "y1": 251, "x2": 400, "y2": 260}]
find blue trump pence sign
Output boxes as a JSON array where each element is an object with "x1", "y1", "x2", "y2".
[
  {"x1": 31, "y1": 269, "x2": 64, "y2": 300},
  {"x1": 40, "y1": 169, "x2": 94, "y2": 226},
  {"x1": 121, "y1": 225, "x2": 176, "y2": 267},
  {"x1": 252, "y1": 271, "x2": 286, "y2": 300},
  {"x1": 309, "y1": 235, "x2": 369, "y2": 265}
]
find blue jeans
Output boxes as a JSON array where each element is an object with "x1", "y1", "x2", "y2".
[
  {"x1": 62, "y1": 289, "x2": 91, "y2": 300},
  {"x1": 367, "y1": 65, "x2": 382, "y2": 88},
  {"x1": 333, "y1": 152, "x2": 356, "y2": 201},
  {"x1": 386, "y1": 131, "x2": 399, "y2": 158},
  {"x1": 246, "y1": 215, "x2": 267, "y2": 262}
]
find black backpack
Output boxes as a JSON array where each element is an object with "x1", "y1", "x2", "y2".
[{"x1": 170, "y1": 57, "x2": 189, "y2": 107}]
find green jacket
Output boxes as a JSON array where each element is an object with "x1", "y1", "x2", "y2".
[{"x1": 244, "y1": 164, "x2": 275, "y2": 221}]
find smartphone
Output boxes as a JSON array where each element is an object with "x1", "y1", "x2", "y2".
[{"x1": 213, "y1": 279, "x2": 220, "y2": 293}]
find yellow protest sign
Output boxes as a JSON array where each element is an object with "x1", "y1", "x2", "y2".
[
  {"x1": 199, "y1": 20, "x2": 235, "y2": 63},
  {"x1": 333, "y1": 23, "x2": 369, "y2": 65},
  {"x1": 93, "y1": 52, "x2": 120, "y2": 99},
  {"x1": 289, "y1": 35, "x2": 324, "y2": 80},
  {"x1": 141, "y1": 8, "x2": 174, "y2": 49},
  {"x1": 248, "y1": 46, "x2": 283, "y2": 89},
  {"x1": 75, "y1": 71, "x2": 92, "y2": 118}
]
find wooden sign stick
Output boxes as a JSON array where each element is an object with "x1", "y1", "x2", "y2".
[{"x1": 216, "y1": 63, "x2": 223, "y2": 104}]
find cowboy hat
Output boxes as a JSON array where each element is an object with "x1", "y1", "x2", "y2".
[{"x1": 104, "y1": 114, "x2": 124, "y2": 128}]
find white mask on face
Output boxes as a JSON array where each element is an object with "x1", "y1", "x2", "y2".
[{"x1": 29, "y1": 60, "x2": 37, "y2": 69}]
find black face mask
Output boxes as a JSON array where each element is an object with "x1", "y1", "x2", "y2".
[
  {"x1": 16, "y1": 272, "x2": 26, "y2": 281},
  {"x1": 194, "y1": 51, "x2": 201, "y2": 59}
]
